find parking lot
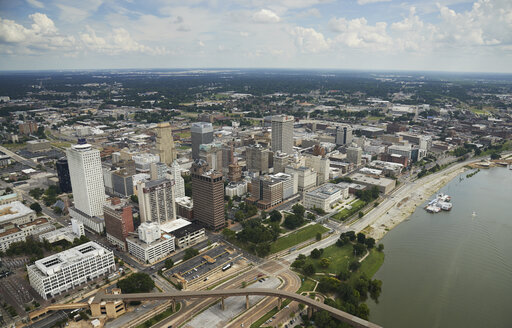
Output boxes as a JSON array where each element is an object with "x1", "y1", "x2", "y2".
[
  {"x1": 2, "y1": 257, "x2": 29, "y2": 270},
  {"x1": 164, "y1": 245, "x2": 238, "y2": 282},
  {"x1": 0, "y1": 274, "x2": 39, "y2": 317}
]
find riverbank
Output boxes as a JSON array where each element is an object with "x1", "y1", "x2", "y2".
[{"x1": 362, "y1": 161, "x2": 471, "y2": 241}]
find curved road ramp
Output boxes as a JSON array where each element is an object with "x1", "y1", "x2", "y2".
[{"x1": 94, "y1": 288, "x2": 382, "y2": 328}]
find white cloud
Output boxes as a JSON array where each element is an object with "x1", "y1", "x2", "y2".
[
  {"x1": 292, "y1": 26, "x2": 329, "y2": 53},
  {"x1": 80, "y1": 27, "x2": 167, "y2": 55},
  {"x1": 26, "y1": 0, "x2": 44, "y2": 8},
  {"x1": 329, "y1": 17, "x2": 392, "y2": 50},
  {"x1": 252, "y1": 9, "x2": 281, "y2": 23},
  {"x1": 55, "y1": 0, "x2": 105, "y2": 22},
  {"x1": 357, "y1": 0, "x2": 391, "y2": 5}
]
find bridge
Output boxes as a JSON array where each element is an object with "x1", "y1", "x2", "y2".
[{"x1": 93, "y1": 288, "x2": 382, "y2": 328}]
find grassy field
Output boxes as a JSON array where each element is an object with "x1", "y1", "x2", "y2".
[
  {"x1": 306, "y1": 243, "x2": 354, "y2": 274},
  {"x1": 50, "y1": 141, "x2": 71, "y2": 149},
  {"x1": 270, "y1": 224, "x2": 329, "y2": 254},
  {"x1": 332, "y1": 199, "x2": 366, "y2": 221},
  {"x1": 359, "y1": 249, "x2": 385, "y2": 278},
  {"x1": 297, "y1": 276, "x2": 317, "y2": 294},
  {"x1": 1, "y1": 143, "x2": 26, "y2": 151}
]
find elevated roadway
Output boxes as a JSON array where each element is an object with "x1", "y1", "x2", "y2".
[{"x1": 93, "y1": 288, "x2": 381, "y2": 328}]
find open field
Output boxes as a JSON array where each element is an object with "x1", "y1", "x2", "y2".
[
  {"x1": 270, "y1": 224, "x2": 329, "y2": 254},
  {"x1": 332, "y1": 199, "x2": 366, "y2": 221}
]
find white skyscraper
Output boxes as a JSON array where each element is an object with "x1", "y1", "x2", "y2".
[
  {"x1": 137, "y1": 178, "x2": 176, "y2": 224},
  {"x1": 272, "y1": 115, "x2": 294, "y2": 155},
  {"x1": 66, "y1": 142, "x2": 106, "y2": 217},
  {"x1": 169, "y1": 161, "x2": 185, "y2": 199}
]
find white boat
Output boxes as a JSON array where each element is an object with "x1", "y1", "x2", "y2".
[
  {"x1": 438, "y1": 193, "x2": 451, "y2": 202},
  {"x1": 439, "y1": 201, "x2": 452, "y2": 211},
  {"x1": 426, "y1": 205, "x2": 441, "y2": 213},
  {"x1": 472, "y1": 211, "x2": 477, "y2": 217}
]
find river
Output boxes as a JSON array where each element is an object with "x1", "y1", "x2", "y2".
[{"x1": 368, "y1": 167, "x2": 512, "y2": 328}]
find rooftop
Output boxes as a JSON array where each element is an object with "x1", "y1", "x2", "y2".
[
  {"x1": 160, "y1": 218, "x2": 192, "y2": 234},
  {"x1": 0, "y1": 201, "x2": 34, "y2": 224},
  {"x1": 30, "y1": 241, "x2": 111, "y2": 277},
  {"x1": 306, "y1": 183, "x2": 343, "y2": 199}
]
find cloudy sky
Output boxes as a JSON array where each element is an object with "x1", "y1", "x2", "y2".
[{"x1": 0, "y1": 0, "x2": 511, "y2": 72}]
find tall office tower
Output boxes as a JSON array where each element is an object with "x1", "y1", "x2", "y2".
[
  {"x1": 150, "y1": 162, "x2": 168, "y2": 180},
  {"x1": 246, "y1": 144, "x2": 271, "y2": 174},
  {"x1": 227, "y1": 162, "x2": 242, "y2": 182},
  {"x1": 111, "y1": 169, "x2": 134, "y2": 197},
  {"x1": 199, "y1": 143, "x2": 223, "y2": 171},
  {"x1": 191, "y1": 122, "x2": 214, "y2": 160},
  {"x1": 155, "y1": 122, "x2": 177, "y2": 165},
  {"x1": 305, "y1": 155, "x2": 330, "y2": 185},
  {"x1": 335, "y1": 124, "x2": 353, "y2": 146},
  {"x1": 273, "y1": 152, "x2": 290, "y2": 174},
  {"x1": 271, "y1": 115, "x2": 294, "y2": 155},
  {"x1": 347, "y1": 146, "x2": 363, "y2": 166},
  {"x1": 104, "y1": 198, "x2": 134, "y2": 251},
  {"x1": 137, "y1": 178, "x2": 176, "y2": 225},
  {"x1": 56, "y1": 157, "x2": 72, "y2": 193},
  {"x1": 169, "y1": 161, "x2": 185, "y2": 199},
  {"x1": 66, "y1": 141, "x2": 106, "y2": 217},
  {"x1": 191, "y1": 159, "x2": 224, "y2": 231}
]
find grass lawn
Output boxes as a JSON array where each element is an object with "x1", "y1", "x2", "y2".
[
  {"x1": 305, "y1": 243, "x2": 354, "y2": 274},
  {"x1": 297, "y1": 276, "x2": 317, "y2": 294},
  {"x1": 332, "y1": 199, "x2": 366, "y2": 221},
  {"x1": 359, "y1": 249, "x2": 385, "y2": 278},
  {"x1": 1, "y1": 143, "x2": 26, "y2": 151},
  {"x1": 270, "y1": 224, "x2": 329, "y2": 254},
  {"x1": 177, "y1": 131, "x2": 191, "y2": 138},
  {"x1": 50, "y1": 141, "x2": 71, "y2": 149}
]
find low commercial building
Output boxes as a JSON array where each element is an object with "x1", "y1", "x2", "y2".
[
  {"x1": 27, "y1": 242, "x2": 115, "y2": 300},
  {"x1": 350, "y1": 173, "x2": 396, "y2": 194},
  {"x1": 69, "y1": 207, "x2": 105, "y2": 234},
  {"x1": 304, "y1": 183, "x2": 347, "y2": 212},
  {"x1": 225, "y1": 181, "x2": 248, "y2": 198},
  {"x1": 39, "y1": 219, "x2": 84, "y2": 244},
  {"x1": 26, "y1": 140, "x2": 51, "y2": 152},
  {"x1": 126, "y1": 222, "x2": 175, "y2": 264},
  {"x1": 160, "y1": 218, "x2": 206, "y2": 249},
  {"x1": 0, "y1": 192, "x2": 23, "y2": 206},
  {"x1": 0, "y1": 201, "x2": 37, "y2": 225},
  {"x1": 175, "y1": 196, "x2": 193, "y2": 220}
]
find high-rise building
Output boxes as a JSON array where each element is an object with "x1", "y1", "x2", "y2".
[
  {"x1": 150, "y1": 162, "x2": 168, "y2": 180},
  {"x1": 191, "y1": 122, "x2": 214, "y2": 160},
  {"x1": 271, "y1": 115, "x2": 294, "y2": 155},
  {"x1": 335, "y1": 124, "x2": 353, "y2": 146},
  {"x1": 169, "y1": 161, "x2": 185, "y2": 199},
  {"x1": 191, "y1": 159, "x2": 224, "y2": 231},
  {"x1": 104, "y1": 198, "x2": 134, "y2": 251},
  {"x1": 347, "y1": 146, "x2": 363, "y2": 166},
  {"x1": 137, "y1": 178, "x2": 176, "y2": 225},
  {"x1": 227, "y1": 162, "x2": 242, "y2": 182},
  {"x1": 273, "y1": 152, "x2": 290, "y2": 174},
  {"x1": 66, "y1": 141, "x2": 105, "y2": 217},
  {"x1": 56, "y1": 157, "x2": 72, "y2": 193},
  {"x1": 199, "y1": 143, "x2": 223, "y2": 171},
  {"x1": 111, "y1": 169, "x2": 134, "y2": 197},
  {"x1": 155, "y1": 122, "x2": 177, "y2": 165},
  {"x1": 305, "y1": 155, "x2": 330, "y2": 185},
  {"x1": 246, "y1": 144, "x2": 271, "y2": 174}
]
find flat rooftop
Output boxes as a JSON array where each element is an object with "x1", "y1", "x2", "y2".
[
  {"x1": 306, "y1": 183, "x2": 343, "y2": 199},
  {"x1": 160, "y1": 218, "x2": 192, "y2": 234},
  {"x1": 0, "y1": 201, "x2": 34, "y2": 224},
  {"x1": 30, "y1": 241, "x2": 111, "y2": 277}
]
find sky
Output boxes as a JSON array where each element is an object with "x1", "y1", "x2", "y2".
[{"x1": 0, "y1": 0, "x2": 511, "y2": 72}]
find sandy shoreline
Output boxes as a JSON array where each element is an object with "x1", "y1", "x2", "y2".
[{"x1": 362, "y1": 162, "x2": 471, "y2": 241}]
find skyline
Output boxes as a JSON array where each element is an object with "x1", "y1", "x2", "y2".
[{"x1": 0, "y1": 0, "x2": 511, "y2": 72}]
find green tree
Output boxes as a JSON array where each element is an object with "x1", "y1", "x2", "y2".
[
  {"x1": 165, "y1": 259, "x2": 174, "y2": 269},
  {"x1": 307, "y1": 212, "x2": 316, "y2": 221},
  {"x1": 357, "y1": 232, "x2": 366, "y2": 244},
  {"x1": 130, "y1": 194, "x2": 138, "y2": 203},
  {"x1": 316, "y1": 232, "x2": 322, "y2": 241},
  {"x1": 358, "y1": 211, "x2": 364, "y2": 218},
  {"x1": 303, "y1": 264, "x2": 316, "y2": 276},
  {"x1": 377, "y1": 244, "x2": 384, "y2": 252},
  {"x1": 183, "y1": 248, "x2": 199, "y2": 261},
  {"x1": 349, "y1": 260, "x2": 361, "y2": 272},
  {"x1": 30, "y1": 202, "x2": 42, "y2": 213},
  {"x1": 310, "y1": 248, "x2": 322, "y2": 259},
  {"x1": 353, "y1": 243, "x2": 367, "y2": 256},
  {"x1": 269, "y1": 210, "x2": 282, "y2": 222},
  {"x1": 117, "y1": 273, "x2": 155, "y2": 293},
  {"x1": 292, "y1": 203, "x2": 305, "y2": 218},
  {"x1": 320, "y1": 258, "x2": 331, "y2": 268},
  {"x1": 365, "y1": 237, "x2": 376, "y2": 249}
]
